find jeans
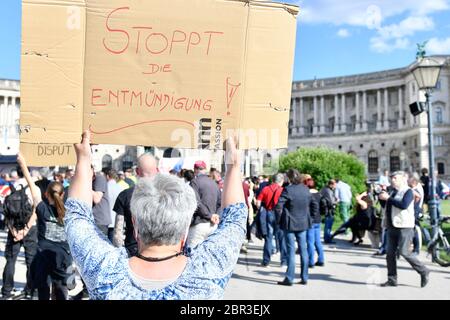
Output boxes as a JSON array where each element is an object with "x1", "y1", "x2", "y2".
[
  {"x1": 284, "y1": 230, "x2": 308, "y2": 283},
  {"x1": 307, "y1": 223, "x2": 324, "y2": 265},
  {"x1": 262, "y1": 210, "x2": 276, "y2": 265},
  {"x1": 324, "y1": 215, "x2": 334, "y2": 243},
  {"x1": 377, "y1": 229, "x2": 387, "y2": 254},
  {"x1": 32, "y1": 244, "x2": 72, "y2": 300},
  {"x1": 386, "y1": 228, "x2": 428, "y2": 282},
  {"x1": 274, "y1": 224, "x2": 288, "y2": 265},
  {"x1": 1, "y1": 226, "x2": 38, "y2": 296}
]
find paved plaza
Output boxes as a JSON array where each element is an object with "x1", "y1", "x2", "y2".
[{"x1": 1, "y1": 230, "x2": 449, "y2": 300}]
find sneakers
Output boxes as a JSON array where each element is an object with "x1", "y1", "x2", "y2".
[
  {"x1": 297, "y1": 280, "x2": 308, "y2": 285},
  {"x1": 380, "y1": 280, "x2": 397, "y2": 287},
  {"x1": 260, "y1": 262, "x2": 269, "y2": 268},
  {"x1": 315, "y1": 261, "x2": 325, "y2": 267},
  {"x1": 240, "y1": 245, "x2": 248, "y2": 254},
  {"x1": 420, "y1": 270, "x2": 430, "y2": 288}
]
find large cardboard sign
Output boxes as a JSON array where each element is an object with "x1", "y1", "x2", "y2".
[{"x1": 21, "y1": 0, "x2": 298, "y2": 150}]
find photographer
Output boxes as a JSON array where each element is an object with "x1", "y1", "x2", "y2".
[{"x1": 378, "y1": 171, "x2": 430, "y2": 288}]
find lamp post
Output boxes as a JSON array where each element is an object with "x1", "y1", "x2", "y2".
[{"x1": 410, "y1": 56, "x2": 445, "y2": 236}]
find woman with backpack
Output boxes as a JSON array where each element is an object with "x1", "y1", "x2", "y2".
[
  {"x1": 1, "y1": 166, "x2": 38, "y2": 300},
  {"x1": 17, "y1": 153, "x2": 73, "y2": 300}
]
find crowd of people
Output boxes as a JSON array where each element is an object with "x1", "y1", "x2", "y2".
[{"x1": 0, "y1": 134, "x2": 445, "y2": 299}]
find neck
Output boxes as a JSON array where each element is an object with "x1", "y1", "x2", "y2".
[{"x1": 139, "y1": 244, "x2": 182, "y2": 257}]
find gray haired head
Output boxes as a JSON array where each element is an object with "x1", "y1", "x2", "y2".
[
  {"x1": 130, "y1": 174, "x2": 197, "y2": 247},
  {"x1": 273, "y1": 173, "x2": 284, "y2": 184},
  {"x1": 390, "y1": 171, "x2": 406, "y2": 178}
]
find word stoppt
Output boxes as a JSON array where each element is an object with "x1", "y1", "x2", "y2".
[{"x1": 102, "y1": 7, "x2": 224, "y2": 57}]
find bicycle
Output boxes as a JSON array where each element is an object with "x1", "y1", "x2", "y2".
[{"x1": 427, "y1": 216, "x2": 450, "y2": 267}]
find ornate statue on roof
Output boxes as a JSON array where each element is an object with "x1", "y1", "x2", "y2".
[{"x1": 416, "y1": 41, "x2": 428, "y2": 60}]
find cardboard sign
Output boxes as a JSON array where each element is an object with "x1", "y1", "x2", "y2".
[
  {"x1": 21, "y1": 0, "x2": 298, "y2": 150},
  {"x1": 20, "y1": 143, "x2": 76, "y2": 166}
]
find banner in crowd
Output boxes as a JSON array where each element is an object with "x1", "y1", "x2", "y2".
[{"x1": 20, "y1": 0, "x2": 298, "y2": 151}]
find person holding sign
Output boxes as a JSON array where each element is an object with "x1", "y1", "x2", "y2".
[{"x1": 64, "y1": 131, "x2": 246, "y2": 299}]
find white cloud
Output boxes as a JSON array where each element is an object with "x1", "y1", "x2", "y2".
[
  {"x1": 337, "y1": 28, "x2": 350, "y2": 38},
  {"x1": 370, "y1": 16, "x2": 434, "y2": 52},
  {"x1": 296, "y1": 0, "x2": 449, "y2": 26},
  {"x1": 291, "y1": 0, "x2": 449, "y2": 54},
  {"x1": 427, "y1": 37, "x2": 450, "y2": 54}
]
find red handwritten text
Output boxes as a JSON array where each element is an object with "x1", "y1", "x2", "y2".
[
  {"x1": 103, "y1": 7, "x2": 224, "y2": 57},
  {"x1": 90, "y1": 88, "x2": 213, "y2": 112}
]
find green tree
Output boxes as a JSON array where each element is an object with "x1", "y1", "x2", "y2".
[{"x1": 279, "y1": 147, "x2": 367, "y2": 225}]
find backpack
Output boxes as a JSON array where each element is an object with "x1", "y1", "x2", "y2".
[{"x1": 3, "y1": 185, "x2": 33, "y2": 230}]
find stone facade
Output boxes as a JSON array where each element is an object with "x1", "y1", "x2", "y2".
[{"x1": 288, "y1": 55, "x2": 450, "y2": 180}]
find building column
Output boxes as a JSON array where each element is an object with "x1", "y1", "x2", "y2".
[
  {"x1": 355, "y1": 92, "x2": 360, "y2": 132},
  {"x1": 334, "y1": 95, "x2": 339, "y2": 133},
  {"x1": 397, "y1": 87, "x2": 403, "y2": 129},
  {"x1": 384, "y1": 88, "x2": 389, "y2": 129},
  {"x1": 0, "y1": 96, "x2": 8, "y2": 127},
  {"x1": 362, "y1": 91, "x2": 368, "y2": 131},
  {"x1": 313, "y1": 96, "x2": 318, "y2": 135},
  {"x1": 291, "y1": 98, "x2": 297, "y2": 136},
  {"x1": 299, "y1": 98, "x2": 304, "y2": 135},
  {"x1": 341, "y1": 93, "x2": 346, "y2": 132},
  {"x1": 376, "y1": 90, "x2": 382, "y2": 130},
  {"x1": 320, "y1": 96, "x2": 325, "y2": 134}
]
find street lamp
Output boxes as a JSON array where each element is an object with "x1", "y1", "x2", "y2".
[{"x1": 410, "y1": 55, "x2": 445, "y2": 236}]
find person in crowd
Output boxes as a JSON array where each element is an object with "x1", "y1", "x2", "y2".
[
  {"x1": 256, "y1": 175, "x2": 270, "y2": 198},
  {"x1": 17, "y1": 153, "x2": 72, "y2": 300},
  {"x1": 409, "y1": 173, "x2": 427, "y2": 255},
  {"x1": 331, "y1": 191, "x2": 375, "y2": 245},
  {"x1": 116, "y1": 171, "x2": 130, "y2": 190},
  {"x1": 256, "y1": 173, "x2": 286, "y2": 267},
  {"x1": 113, "y1": 153, "x2": 159, "y2": 257},
  {"x1": 187, "y1": 161, "x2": 221, "y2": 248},
  {"x1": 210, "y1": 168, "x2": 224, "y2": 191},
  {"x1": 335, "y1": 178, "x2": 352, "y2": 227},
  {"x1": 275, "y1": 169, "x2": 317, "y2": 286},
  {"x1": 91, "y1": 166, "x2": 111, "y2": 237},
  {"x1": 1, "y1": 165, "x2": 40, "y2": 299},
  {"x1": 105, "y1": 169, "x2": 123, "y2": 242},
  {"x1": 64, "y1": 169, "x2": 74, "y2": 188},
  {"x1": 378, "y1": 171, "x2": 430, "y2": 288},
  {"x1": 420, "y1": 168, "x2": 430, "y2": 211},
  {"x1": 378, "y1": 170, "x2": 390, "y2": 187},
  {"x1": 304, "y1": 177, "x2": 325, "y2": 267},
  {"x1": 241, "y1": 177, "x2": 251, "y2": 254},
  {"x1": 183, "y1": 170, "x2": 195, "y2": 185},
  {"x1": 36, "y1": 168, "x2": 51, "y2": 201},
  {"x1": 320, "y1": 179, "x2": 338, "y2": 244},
  {"x1": 124, "y1": 168, "x2": 136, "y2": 187},
  {"x1": 64, "y1": 131, "x2": 246, "y2": 299}
]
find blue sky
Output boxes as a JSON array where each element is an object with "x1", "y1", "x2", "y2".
[{"x1": 1, "y1": 0, "x2": 450, "y2": 81}]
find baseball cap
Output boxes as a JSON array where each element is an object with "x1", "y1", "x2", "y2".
[{"x1": 194, "y1": 160, "x2": 207, "y2": 169}]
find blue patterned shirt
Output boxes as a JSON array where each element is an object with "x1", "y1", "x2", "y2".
[{"x1": 64, "y1": 198, "x2": 246, "y2": 300}]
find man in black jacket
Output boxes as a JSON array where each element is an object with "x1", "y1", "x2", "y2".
[
  {"x1": 187, "y1": 161, "x2": 221, "y2": 248},
  {"x1": 275, "y1": 169, "x2": 318, "y2": 286},
  {"x1": 320, "y1": 179, "x2": 337, "y2": 244}
]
